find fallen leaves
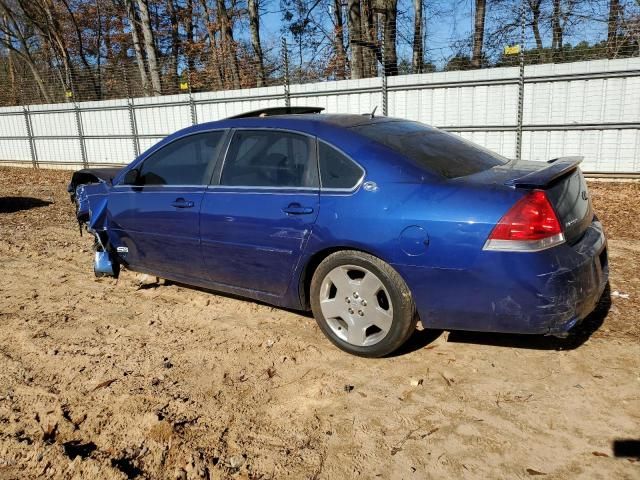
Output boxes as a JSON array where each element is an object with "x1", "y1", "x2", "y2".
[
  {"x1": 526, "y1": 468, "x2": 547, "y2": 475},
  {"x1": 92, "y1": 378, "x2": 117, "y2": 391},
  {"x1": 440, "y1": 373, "x2": 454, "y2": 387},
  {"x1": 496, "y1": 392, "x2": 533, "y2": 408}
]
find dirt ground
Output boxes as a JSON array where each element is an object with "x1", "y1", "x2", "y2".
[{"x1": 0, "y1": 167, "x2": 638, "y2": 479}]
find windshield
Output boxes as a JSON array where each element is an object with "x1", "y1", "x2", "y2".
[{"x1": 352, "y1": 120, "x2": 509, "y2": 178}]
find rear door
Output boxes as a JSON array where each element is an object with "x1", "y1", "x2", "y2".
[
  {"x1": 108, "y1": 131, "x2": 226, "y2": 279},
  {"x1": 200, "y1": 129, "x2": 320, "y2": 296}
]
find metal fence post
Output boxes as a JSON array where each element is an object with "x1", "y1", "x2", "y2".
[
  {"x1": 187, "y1": 68, "x2": 198, "y2": 125},
  {"x1": 282, "y1": 38, "x2": 291, "y2": 108},
  {"x1": 123, "y1": 67, "x2": 140, "y2": 158},
  {"x1": 73, "y1": 100, "x2": 88, "y2": 168},
  {"x1": 381, "y1": 24, "x2": 388, "y2": 116},
  {"x1": 515, "y1": 0, "x2": 526, "y2": 161},
  {"x1": 23, "y1": 105, "x2": 38, "y2": 168}
]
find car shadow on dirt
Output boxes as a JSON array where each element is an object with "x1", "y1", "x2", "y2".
[
  {"x1": 0, "y1": 196, "x2": 52, "y2": 213},
  {"x1": 444, "y1": 284, "x2": 611, "y2": 352},
  {"x1": 142, "y1": 279, "x2": 611, "y2": 355}
]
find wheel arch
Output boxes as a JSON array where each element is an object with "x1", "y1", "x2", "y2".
[{"x1": 297, "y1": 245, "x2": 389, "y2": 310}]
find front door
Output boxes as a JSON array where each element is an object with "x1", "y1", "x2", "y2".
[
  {"x1": 200, "y1": 129, "x2": 320, "y2": 296},
  {"x1": 108, "y1": 130, "x2": 226, "y2": 280}
]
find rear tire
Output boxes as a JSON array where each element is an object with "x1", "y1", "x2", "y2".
[{"x1": 310, "y1": 250, "x2": 417, "y2": 357}]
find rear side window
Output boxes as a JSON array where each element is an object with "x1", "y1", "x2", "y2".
[
  {"x1": 220, "y1": 130, "x2": 317, "y2": 188},
  {"x1": 319, "y1": 142, "x2": 363, "y2": 189},
  {"x1": 353, "y1": 121, "x2": 508, "y2": 178},
  {"x1": 139, "y1": 131, "x2": 224, "y2": 185}
]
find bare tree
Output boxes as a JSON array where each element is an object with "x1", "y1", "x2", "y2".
[
  {"x1": 199, "y1": 0, "x2": 224, "y2": 90},
  {"x1": 607, "y1": 0, "x2": 621, "y2": 58},
  {"x1": 216, "y1": 0, "x2": 240, "y2": 88},
  {"x1": 471, "y1": 0, "x2": 486, "y2": 68},
  {"x1": 166, "y1": 0, "x2": 180, "y2": 81},
  {"x1": 248, "y1": 0, "x2": 265, "y2": 86},
  {"x1": 123, "y1": 0, "x2": 150, "y2": 94},
  {"x1": 348, "y1": 0, "x2": 364, "y2": 78},
  {"x1": 135, "y1": 0, "x2": 161, "y2": 94},
  {"x1": 0, "y1": 3, "x2": 51, "y2": 102},
  {"x1": 551, "y1": 0, "x2": 563, "y2": 60},
  {"x1": 412, "y1": 0, "x2": 423, "y2": 73},
  {"x1": 360, "y1": 0, "x2": 376, "y2": 77},
  {"x1": 382, "y1": 0, "x2": 398, "y2": 75},
  {"x1": 332, "y1": 0, "x2": 348, "y2": 79},
  {"x1": 528, "y1": 0, "x2": 544, "y2": 51}
]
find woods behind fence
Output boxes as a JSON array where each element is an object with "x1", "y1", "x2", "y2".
[{"x1": 0, "y1": 0, "x2": 638, "y2": 106}]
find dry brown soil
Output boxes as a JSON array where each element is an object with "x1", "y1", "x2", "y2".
[{"x1": 0, "y1": 167, "x2": 638, "y2": 479}]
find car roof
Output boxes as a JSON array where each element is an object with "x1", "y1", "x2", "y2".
[{"x1": 188, "y1": 113, "x2": 401, "y2": 135}]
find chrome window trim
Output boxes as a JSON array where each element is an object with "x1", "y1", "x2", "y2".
[
  {"x1": 216, "y1": 127, "x2": 319, "y2": 190},
  {"x1": 207, "y1": 185, "x2": 318, "y2": 192},
  {"x1": 111, "y1": 184, "x2": 206, "y2": 190},
  {"x1": 316, "y1": 139, "x2": 366, "y2": 194}
]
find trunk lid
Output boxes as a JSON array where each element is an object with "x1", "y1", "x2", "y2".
[
  {"x1": 462, "y1": 157, "x2": 593, "y2": 244},
  {"x1": 544, "y1": 167, "x2": 593, "y2": 244}
]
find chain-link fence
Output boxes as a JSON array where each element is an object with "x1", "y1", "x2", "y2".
[{"x1": 0, "y1": 0, "x2": 638, "y2": 173}]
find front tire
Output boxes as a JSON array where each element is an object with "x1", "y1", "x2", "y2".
[{"x1": 310, "y1": 250, "x2": 417, "y2": 357}]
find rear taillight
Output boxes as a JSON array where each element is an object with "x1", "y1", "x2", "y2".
[{"x1": 484, "y1": 190, "x2": 565, "y2": 252}]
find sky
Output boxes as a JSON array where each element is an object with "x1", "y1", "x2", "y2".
[{"x1": 248, "y1": 0, "x2": 630, "y2": 70}]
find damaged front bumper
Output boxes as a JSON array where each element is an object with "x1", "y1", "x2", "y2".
[{"x1": 72, "y1": 182, "x2": 120, "y2": 278}]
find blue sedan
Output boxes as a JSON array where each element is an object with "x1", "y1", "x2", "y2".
[{"x1": 69, "y1": 107, "x2": 608, "y2": 357}]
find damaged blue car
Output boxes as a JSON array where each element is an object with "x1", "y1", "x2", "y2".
[{"x1": 69, "y1": 107, "x2": 609, "y2": 357}]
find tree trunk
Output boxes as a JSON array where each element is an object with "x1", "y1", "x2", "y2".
[
  {"x1": 360, "y1": 0, "x2": 376, "y2": 77},
  {"x1": 124, "y1": 0, "x2": 150, "y2": 94},
  {"x1": 383, "y1": 0, "x2": 398, "y2": 76},
  {"x1": 216, "y1": 0, "x2": 240, "y2": 89},
  {"x1": 551, "y1": 0, "x2": 563, "y2": 62},
  {"x1": 199, "y1": 0, "x2": 224, "y2": 90},
  {"x1": 166, "y1": 0, "x2": 179, "y2": 82},
  {"x1": 96, "y1": 0, "x2": 103, "y2": 98},
  {"x1": 332, "y1": 0, "x2": 347, "y2": 79},
  {"x1": 528, "y1": 0, "x2": 543, "y2": 51},
  {"x1": 412, "y1": 0, "x2": 423, "y2": 73},
  {"x1": 348, "y1": 0, "x2": 364, "y2": 79},
  {"x1": 607, "y1": 0, "x2": 620, "y2": 58},
  {"x1": 60, "y1": 0, "x2": 101, "y2": 99},
  {"x1": 7, "y1": 42, "x2": 16, "y2": 105},
  {"x1": 471, "y1": 0, "x2": 486, "y2": 68},
  {"x1": 248, "y1": 0, "x2": 265, "y2": 86},
  {"x1": 135, "y1": 0, "x2": 161, "y2": 95},
  {"x1": 185, "y1": 0, "x2": 195, "y2": 73}
]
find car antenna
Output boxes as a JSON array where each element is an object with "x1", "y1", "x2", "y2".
[{"x1": 370, "y1": 106, "x2": 378, "y2": 119}]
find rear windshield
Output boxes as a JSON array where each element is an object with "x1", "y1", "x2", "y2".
[{"x1": 352, "y1": 120, "x2": 508, "y2": 178}]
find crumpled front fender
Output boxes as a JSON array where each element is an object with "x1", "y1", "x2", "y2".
[{"x1": 75, "y1": 182, "x2": 109, "y2": 231}]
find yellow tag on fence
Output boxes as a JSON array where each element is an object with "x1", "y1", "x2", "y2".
[
  {"x1": 504, "y1": 45, "x2": 521, "y2": 55},
  {"x1": 65, "y1": 90, "x2": 73, "y2": 98},
  {"x1": 180, "y1": 82, "x2": 189, "y2": 91}
]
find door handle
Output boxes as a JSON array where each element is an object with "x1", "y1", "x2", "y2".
[
  {"x1": 282, "y1": 203, "x2": 314, "y2": 215},
  {"x1": 171, "y1": 198, "x2": 195, "y2": 208}
]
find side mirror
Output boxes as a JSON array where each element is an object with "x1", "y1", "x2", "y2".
[{"x1": 123, "y1": 168, "x2": 140, "y2": 186}]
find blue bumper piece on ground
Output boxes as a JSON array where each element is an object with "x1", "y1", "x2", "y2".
[{"x1": 94, "y1": 251, "x2": 116, "y2": 277}]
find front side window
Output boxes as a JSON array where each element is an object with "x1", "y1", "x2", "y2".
[
  {"x1": 220, "y1": 130, "x2": 317, "y2": 188},
  {"x1": 137, "y1": 131, "x2": 224, "y2": 186},
  {"x1": 319, "y1": 142, "x2": 363, "y2": 189}
]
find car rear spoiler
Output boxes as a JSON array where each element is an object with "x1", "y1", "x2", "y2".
[{"x1": 505, "y1": 156, "x2": 583, "y2": 188}]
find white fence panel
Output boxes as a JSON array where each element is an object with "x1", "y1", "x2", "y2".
[{"x1": 0, "y1": 57, "x2": 637, "y2": 173}]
